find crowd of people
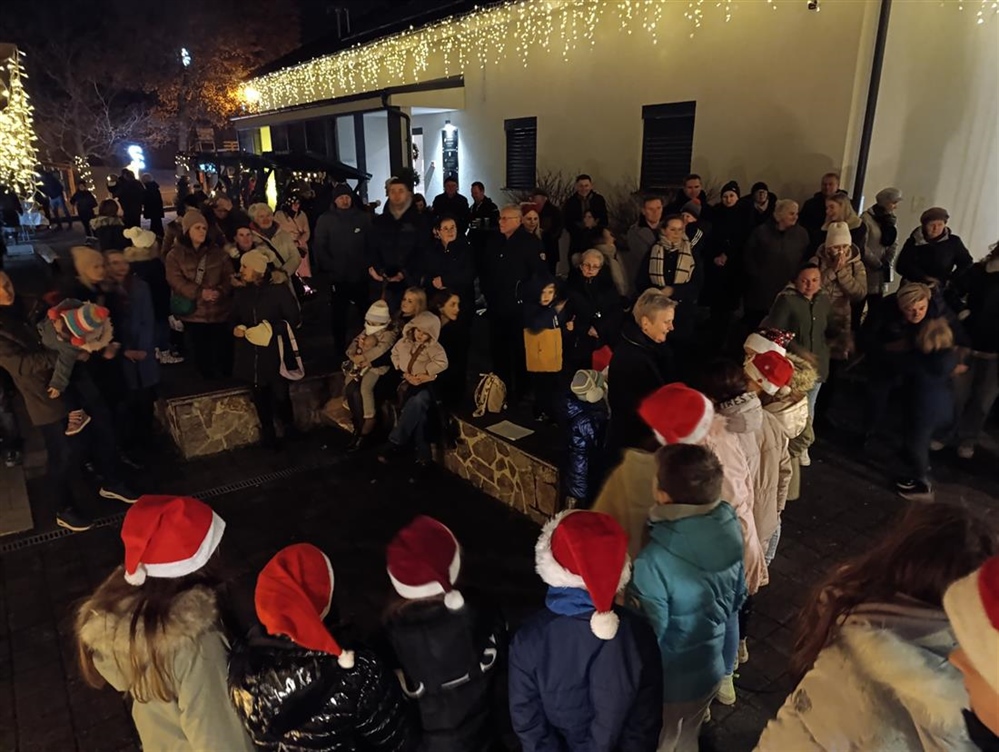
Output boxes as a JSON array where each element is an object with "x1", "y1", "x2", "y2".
[{"x1": 1, "y1": 161, "x2": 998, "y2": 750}]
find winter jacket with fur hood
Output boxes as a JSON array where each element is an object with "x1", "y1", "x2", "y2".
[
  {"x1": 757, "y1": 600, "x2": 976, "y2": 752},
  {"x1": 391, "y1": 311, "x2": 448, "y2": 377},
  {"x1": 896, "y1": 226, "x2": 973, "y2": 287},
  {"x1": 76, "y1": 585, "x2": 255, "y2": 752},
  {"x1": 765, "y1": 353, "x2": 817, "y2": 503},
  {"x1": 812, "y1": 242, "x2": 867, "y2": 360},
  {"x1": 765, "y1": 286, "x2": 833, "y2": 381},
  {"x1": 717, "y1": 393, "x2": 791, "y2": 548}
]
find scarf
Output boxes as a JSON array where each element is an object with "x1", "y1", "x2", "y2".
[
  {"x1": 871, "y1": 205, "x2": 898, "y2": 247},
  {"x1": 253, "y1": 222, "x2": 279, "y2": 240},
  {"x1": 649, "y1": 236, "x2": 696, "y2": 288},
  {"x1": 545, "y1": 587, "x2": 595, "y2": 616}
]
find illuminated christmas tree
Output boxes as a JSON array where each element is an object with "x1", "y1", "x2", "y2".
[{"x1": 0, "y1": 44, "x2": 39, "y2": 200}]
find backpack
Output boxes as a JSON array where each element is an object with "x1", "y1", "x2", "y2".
[{"x1": 472, "y1": 373, "x2": 506, "y2": 418}]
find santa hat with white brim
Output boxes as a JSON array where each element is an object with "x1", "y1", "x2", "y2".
[
  {"x1": 121, "y1": 496, "x2": 225, "y2": 586},
  {"x1": 387, "y1": 516, "x2": 465, "y2": 611},
  {"x1": 943, "y1": 555, "x2": 999, "y2": 694},
  {"x1": 746, "y1": 351, "x2": 795, "y2": 396},
  {"x1": 638, "y1": 383, "x2": 715, "y2": 446},
  {"x1": 535, "y1": 510, "x2": 631, "y2": 640}
]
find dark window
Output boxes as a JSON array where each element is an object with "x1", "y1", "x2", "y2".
[
  {"x1": 270, "y1": 124, "x2": 290, "y2": 153},
  {"x1": 305, "y1": 119, "x2": 327, "y2": 155},
  {"x1": 504, "y1": 117, "x2": 537, "y2": 191},
  {"x1": 288, "y1": 122, "x2": 307, "y2": 153},
  {"x1": 640, "y1": 102, "x2": 696, "y2": 192}
]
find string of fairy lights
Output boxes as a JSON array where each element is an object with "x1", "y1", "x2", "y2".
[
  {"x1": 0, "y1": 47, "x2": 39, "y2": 201},
  {"x1": 242, "y1": 0, "x2": 997, "y2": 114}
]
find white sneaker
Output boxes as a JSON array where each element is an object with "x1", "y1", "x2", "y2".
[
  {"x1": 168, "y1": 315, "x2": 184, "y2": 332},
  {"x1": 799, "y1": 448, "x2": 811, "y2": 467},
  {"x1": 929, "y1": 440, "x2": 946, "y2": 452},
  {"x1": 738, "y1": 639, "x2": 750, "y2": 665},
  {"x1": 957, "y1": 442, "x2": 975, "y2": 459},
  {"x1": 716, "y1": 673, "x2": 736, "y2": 705},
  {"x1": 157, "y1": 349, "x2": 185, "y2": 364}
]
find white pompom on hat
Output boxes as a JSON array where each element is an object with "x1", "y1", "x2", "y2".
[
  {"x1": 387, "y1": 516, "x2": 464, "y2": 611},
  {"x1": 535, "y1": 510, "x2": 631, "y2": 639},
  {"x1": 943, "y1": 555, "x2": 999, "y2": 695},
  {"x1": 121, "y1": 496, "x2": 225, "y2": 586}
]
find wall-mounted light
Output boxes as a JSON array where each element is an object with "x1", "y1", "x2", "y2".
[
  {"x1": 443, "y1": 119, "x2": 457, "y2": 135},
  {"x1": 807, "y1": 0, "x2": 820, "y2": 11}
]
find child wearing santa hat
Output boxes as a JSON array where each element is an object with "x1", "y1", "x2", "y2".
[
  {"x1": 74, "y1": 496, "x2": 254, "y2": 752},
  {"x1": 628, "y1": 444, "x2": 746, "y2": 752},
  {"x1": 228, "y1": 543, "x2": 417, "y2": 750},
  {"x1": 382, "y1": 516, "x2": 511, "y2": 751},
  {"x1": 509, "y1": 510, "x2": 663, "y2": 749}
]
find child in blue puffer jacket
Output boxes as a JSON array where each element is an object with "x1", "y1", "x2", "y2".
[
  {"x1": 559, "y1": 369, "x2": 609, "y2": 509},
  {"x1": 628, "y1": 443, "x2": 746, "y2": 752},
  {"x1": 509, "y1": 510, "x2": 663, "y2": 751}
]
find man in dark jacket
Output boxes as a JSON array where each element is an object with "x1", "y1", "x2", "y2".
[
  {"x1": 367, "y1": 178, "x2": 431, "y2": 312},
  {"x1": 432, "y1": 176, "x2": 470, "y2": 235},
  {"x1": 0, "y1": 274, "x2": 92, "y2": 530},
  {"x1": 116, "y1": 170, "x2": 146, "y2": 229},
  {"x1": 531, "y1": 188, "x2": 564, "y2": 276},
  {"x1": 466, "y1": 181, "x2": 499, "y2": 264},
  {"x1": 666, "y1": 174, "x2": 711, "y2": 219},
  {"x1": 563, "y1": 174, "x2": 609, "y2": 258},
  {"x1": 742, "y1": 199, "x2": 811, "y2": 329},
  {"x1": 737, "y1": 181, "x2": 779, "y2": 230},
  {"x1": 895, "y1": 206, "x2": 973, "y2": 287},
  {"x1": 799, "y1": 172, "x2": 848, "y2": 242},
  {"x1": 312, "y1": 185, "x2": 373, "y2": 354},
  {"x1": 480, "y1": 205, "x2": 546, "y2": 400},
  {"x1": 140, "y1": 173, "x2": 165, "y2": 236}
]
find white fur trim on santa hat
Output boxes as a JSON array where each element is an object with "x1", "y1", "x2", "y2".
[
  {"x1": 387, "y1": 546, "x2": 463, "y2": 609},
  {"x1": 124, "y1": 512, "x2": 225, "y2": 586},
  {"x1": 744, "y1": 332, "x2": 785, "y2": 357},
  {"x1": 944, "y1": 569, "x2": 999, "y2": 694},
  {"x1": 337, "y1": 650, "x2": 355, "y2": 669},
  {"x1": 320, "y1": 552, "x2": 335, "y2": 620},
  {"x1": 745, "y1": 359, "x2": 779, "y2": 395},
  {"x1": 534, "y1": 510, "x2": 632, "y2": 594},
  {"x1": 652, "y1": 394, "x2": 713, "y2": 446}
]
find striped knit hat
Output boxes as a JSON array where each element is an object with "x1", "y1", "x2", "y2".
[{"x1": 49, "y1": 300, "x2": 113, "y2": 349}]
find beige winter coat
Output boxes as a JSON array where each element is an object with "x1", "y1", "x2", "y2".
[
  {"x1": 391, "y1": 311, "x2": 449, "y2": 377},
  {"x1": 757, "y1": 603, "x2": 974, "y2": 751},
  {"x1": 77, "y1": 586, "x2": 255, "y2": 752},
  {"x1": 718, "y1": 393, "x2": 792, "y2": 547},
  {"x1": 592, "y1": 448, "x2": 657, "y2": 560},
  {"x1": 164, "y1": 241, "x2": 233, "y2": 323},
  {"x1": 252, "y1": 227, "x2": 302, "y2": 277},
  {"x1": 813, "y1": 243, "x2": 867, "y2": 360},
  {"x1": 274, "y1": 209, "x2": 310, "y2": 249}
]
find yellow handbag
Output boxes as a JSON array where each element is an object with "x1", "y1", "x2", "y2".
[{"x1": 524, "y1": 328, "x2": 563, "y2": 373}]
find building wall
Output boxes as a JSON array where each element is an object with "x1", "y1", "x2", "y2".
[
  {"x1": 411, "y1": 112, "x2": 485, "y2": 204},
  {"x1": 865, "y1": 2, "x2": 998, "y2": 257}
]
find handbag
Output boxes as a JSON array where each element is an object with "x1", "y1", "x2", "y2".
[
  {"x1": 169, "y1": 255, "x2": 207, "y2": 316},
  {"x1": 524, "y1": 328, "x2": 563, "y2": 373},
  {"x1": 473, "y1": 373, "x2": 507, "y2": 417},
  {"x1": 277, "y1": 321, "x2": 305, "y2": 381}
]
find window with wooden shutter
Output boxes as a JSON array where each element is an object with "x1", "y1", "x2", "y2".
[
  {"x1": 640, "y1": 102, "x2": 696, "y2": 192},
  {"x1": 504, "y1": 117, "x2": 537, "y2": 191}
]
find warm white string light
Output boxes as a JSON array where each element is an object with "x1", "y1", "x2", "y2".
[
  {"x1": 243, "y1": 0, "x2": 995, "y2": 114},
  {"x1": 0, "y1": 48, "x2": 39, "y2": 201}
]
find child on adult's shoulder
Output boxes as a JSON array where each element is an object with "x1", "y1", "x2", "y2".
[
  {"x1": 509, "y1": 510, "x2": 663, "y2": 750},
  {"x1": 523, "y1": 272, "x2": 571, "y2": 421},
  {"x1": 628, "y1": 443, "x2": 746, "y2": 752}
]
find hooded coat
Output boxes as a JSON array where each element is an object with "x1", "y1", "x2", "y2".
[
  {"x1": 227, "y1": 628, "x2": 417, "y2": 751},
  {"x1": 896, "y1": 227, "x2": 973, "y2": 286},
  {"x1": 812, "y1": 242, "x2": 867, "y2": 360},
  {"x1": 0, "y1": 300, "x2": 65, "y2": 426},
  {"x1": 717, "y1": 393, "x2": 792, "y2": 547},
  {"x1": 391, "y1": 311, "x2": 448, "y2": 378},
  {"x1": 591, "y1": 448, "x2": 657, "y2": 561},
  {"x1": 508, "y1": 589, "x2": 663, "y2": 751},
  {"x1": 765, "y1": 286, "x2": 833, "y2": 381},
  {"x1": 76, "y1": 586, "x2": 255, "y2": 752},
  {"x1": 559, "y1": 391, "x2": 609, "y2": 503},
  {"x1": 230, "y1": 270, "x2": 301, "y2": 387},
  {"x1": 165, "y1": 238, "x2": 233, "y2": 323},
  {"x1": 756, "y1": 602, "x2": 975, "y2": 751}
]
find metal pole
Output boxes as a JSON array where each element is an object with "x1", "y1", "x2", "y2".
[{"x1": 852, "y1": 0, "x2": 893, "y2": 210}]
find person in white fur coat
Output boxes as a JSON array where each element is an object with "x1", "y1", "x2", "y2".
[{"x1": 756, "y1": 503, "x2": 997, "y2": 752}]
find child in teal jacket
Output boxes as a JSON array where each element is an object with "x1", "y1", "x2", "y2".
[{"x1": 628, "y1": 443, "x2": 746, "y2": 752}]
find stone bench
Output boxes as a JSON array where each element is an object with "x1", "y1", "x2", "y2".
[{"x1": 156, "y1": 374, "x2": 561, "y2": 524}]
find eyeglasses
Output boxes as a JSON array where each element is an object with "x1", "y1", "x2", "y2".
[{"x1": 498, "y1": 215, "x2": 519, "y2": 222}]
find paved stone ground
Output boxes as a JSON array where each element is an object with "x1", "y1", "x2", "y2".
[{"x1": 2, "y1": 419, "x2": 997, "y2": 752}]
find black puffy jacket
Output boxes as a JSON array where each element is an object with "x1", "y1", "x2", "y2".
[{"x1": 228, "y1": 628, "x2": 418, "y2": 752}]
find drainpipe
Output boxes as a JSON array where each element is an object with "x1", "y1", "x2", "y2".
[{"x1": 852, "y1": 0, "x2": 893, "y2": 210}]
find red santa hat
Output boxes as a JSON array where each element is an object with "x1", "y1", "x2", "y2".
[
  {"x1": 387, "y1": 516, "x2": 464, "y2": 611},
  {"x1": 592, "y1": 345, "x2": 613, "y2": 374},
  {"x1": 638, "y1": 383, "x2": 715, "y2": 446},
  {"x1": 943, "y1": 555, "x2": 999, "y2": 694},
  {"x1": 535, "y1": 510, "x2": 631, "y2": 640},
  {"x1": 745, "y1": 351, "x2": 795, "y2": 396},
  {"x1": 121, "y1": 496, "x2": 225, "y2": 586},
  {"x1": 744, "y1": 328, "x2": 795, "y2": 357},
  {"x1": 255, "y1": 543, "x2": 354, "y2": 669}
]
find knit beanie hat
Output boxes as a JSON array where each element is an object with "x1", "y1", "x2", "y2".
[
  {"x1": 255, "y1": 543, "x2": 355, "y2": 669},
  {"x1": 638, "y1": 383, "x2": 714, "y2": 446},
  {"x1": 943, "y1": 555, "x2": 999, "y2": 694},
  {"x1": 244, "y1": 320, "x2": 273, "y2": 347},
  {"x1": 121, "y1": 496, "x2": 225, "y2": 585},
  {"x1": 71, "y1": 245, "x2": 105, "y2": 278},
  {"x1": 50, "y1": 300, "x2": 114, "y2": 350},
  {"x1": 571, "y1": 369, "x2": 606, "y2": 403},
  {"x1": 751, "y1": 182, "x2": 769, "y2": 194},
  {"x1": 521, "y1": 202, "x2": 540, "y2": 216},
  {"x1": 744, "y1": 328, "x2": 795, "y2": 357},
  {"x1": 920, "y1": 207, "x2": 949, "y2": 226},
  {"x1": 332, "y1": 183, "x2": 353, "y2": 200},
  {"x1": 123, "y1": 227, "x2": 156, "y2": 249},
  {"x1": 364, "y1": 300, "x2": 391, "y2": 335},
  {"x1": 680, "y1": 200, "x2": 701, "y2": 219},
  {"x1": 824, "y1": 221, "x2": 852, "y2": 249},
  {"x1": 182, "y1": 210, "x2": 208, "y2": 234},
  {"x1": 240, "y1": 249, "x2": 270, "y2": 275},
  {"x1": 875, "y1": 187, "x2": 902, "y2": 206},
  {"x1": 535, "y1": 510, "x2": 631, "y2": 640},
  {"x1": 387, "y1": 516, "x2": 464, "y2": 610},
  {"x1": 745, "y1": 351, "x2": 794, "y2": 396},
  {"x1": 720, "y1": 181, "x2": 741, "y2": 198}
]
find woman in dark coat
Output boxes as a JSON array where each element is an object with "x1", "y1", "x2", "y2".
[
  {"x1": 704, "y1": 181, "x2": 752, "y2": 346},
  {"x1": 421, "y1": 216, "x2": 475, "y2": 328},
  {"x1": 895, "y1": 207, "x2": 974, "y2": 287},
  {"x1": 228, "y1": 543, "x2": 417, "y2": 752},
  {"x1": 90, "y1": 199, "x2": 127, "y2": 252},
  {"x1": 140, "y1": 173, "x2": 165, "y2": 236},
  {"x1": 431, "y1": 290, "x2": 469, "y2": 408},
  {"x1": 230, "y1": 250, "x2": 301, "y2": 449},
  {"x1": 564, "y1": 250, "x2": 622, "y2": 373}
]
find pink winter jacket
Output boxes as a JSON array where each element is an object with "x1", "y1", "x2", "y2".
[{"x1": 704, "y1": 416, "x2": 768, "y2": 594}]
